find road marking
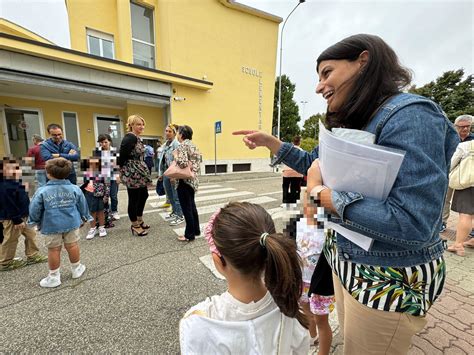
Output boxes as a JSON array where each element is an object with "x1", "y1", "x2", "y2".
[
  {"x1": 198, "y1": 184, "x2": 222, "y2": 190},
  {"x1": 157, "y1": 196, "x2": 277, "y2": 219},
  {"x1": 195, "y1": 191, "x2": 253, "y2": 202},
  {"x1": 258, "y1": 191, "x2": 282, "y2": 196},
  {"x1": 199, "y1": 254, "x2": 225, "y2": 280},
  {"x1": 197, "y1": 187, "x2": 236, "y2": 195},
  {"x1": 172, "y1": 222, "x2": 207, "y2": 236}
]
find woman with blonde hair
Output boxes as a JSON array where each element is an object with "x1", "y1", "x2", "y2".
[{"x1": 118, "y1": 115, "x2": 152, "y2": 237}]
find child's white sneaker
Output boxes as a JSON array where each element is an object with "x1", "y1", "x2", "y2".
[
  {"x1": 71, "y1": 263, "x2": 86, "y2": 279},
  {"x1": 40, "y1": 274, "x2": 61, "y2": 288},
  {"x1": 98, "y1": 226, "x2": 107, "y2": 237},
  {"x1": 86, "y1": 227, "x2": 97, "y2": 240}
]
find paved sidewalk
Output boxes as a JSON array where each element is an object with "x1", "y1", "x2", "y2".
[{"x1": 325, "y1": 212, "x2": 474, "y2": 354}]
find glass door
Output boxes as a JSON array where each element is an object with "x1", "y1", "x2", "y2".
[
  {"x1": 96, "y1": 116, "x2": 123, "y2": 149},
  {"x1": 5, "y1": 109, "x2": 41, "y2": 157}
]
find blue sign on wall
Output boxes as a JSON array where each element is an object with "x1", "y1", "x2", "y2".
[{"x1": 215, "y1": 121, "x2": 222, "y2": 134}]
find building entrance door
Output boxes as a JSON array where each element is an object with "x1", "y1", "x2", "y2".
[
  {"x1": 95, "y1": 116, "x2": 123, "y2": 148},
  {"x1": 4, "y1": 108, "x2": 42, "y2": 157}
]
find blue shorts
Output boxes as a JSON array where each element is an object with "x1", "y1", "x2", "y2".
[{"x1": 84, "y1": 190, "x2": 104, "y2": 212}]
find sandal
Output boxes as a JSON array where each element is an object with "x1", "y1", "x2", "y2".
[
  {"x1": 177, "y1": 236, "x2": 194, "y2": 242},
  {"x1": 131, "y1": 225, "x2": 148, "y2": 237},
  {"x1": 140, "y1": 222, "x2": 151, "y2": 229},
  {"x1": 463, "y1": 238, "x2": 474, "y2": 248},
  {"x1": 447, "y1": 244, "x2": 465, "y2": 256}
]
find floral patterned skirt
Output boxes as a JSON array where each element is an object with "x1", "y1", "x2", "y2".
[
  {"x1": 120, "y1": 160, "x2": 151, "y2": 189},
  {"x1": 324, "y1": 230, "x2": 445, "y2": 316}
]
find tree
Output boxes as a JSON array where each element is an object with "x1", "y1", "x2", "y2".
[
  {"x1": 301, "y1": 113, "x2": 325, "y2": 140},
  {"x1": 409, "y1": 69, "x2": 474, "y2": 122},
  {"x1": 273, "y1": 75, "x2": 300, "y2": 142},
  {"x1": 300, "y1": 137, "x2": 317, "y2": 152}
]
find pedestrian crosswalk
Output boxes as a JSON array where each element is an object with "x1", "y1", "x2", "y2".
[{"x1": 149, "y1": 183, "x2": 287, "y2": 237}]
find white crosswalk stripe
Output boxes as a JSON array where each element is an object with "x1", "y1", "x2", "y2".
[
  {"x1": 158, "y1": 196, "x2": 277, "y2": 220},
  {"x1": 197, "y1": 187, "x2": 236, "y2": 195},
  {"x1": 198, "y1": 184, "x2": 222, "y2": 190},
  {"x1": 195, "y1": 191, "x2": 253, "y2": 202}
]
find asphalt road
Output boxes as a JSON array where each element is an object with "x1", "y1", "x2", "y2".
[{"x1": 1, "y1": 173, "x2": 287, "y2": 353}]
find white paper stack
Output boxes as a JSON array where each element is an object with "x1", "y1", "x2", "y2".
[{"x1": 318, "y1": 122, "x2": 406, "y2": 250}]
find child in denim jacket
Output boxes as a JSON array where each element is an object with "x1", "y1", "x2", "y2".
[{"x1": 28, "y1": 158, "x2": 92, "y2": 288}]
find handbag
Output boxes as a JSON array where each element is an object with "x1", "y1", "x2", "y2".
[
  {"x1": 164, "y1": 160, "x2": 194, "y2": 179},
  {"x1": 449, "y1": 141, "x2": 474, "y2": 190},
  {"x1": 155, "y1": 179, "x2": 166, "y2": 196}
]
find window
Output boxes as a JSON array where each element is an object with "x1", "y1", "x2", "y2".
[
  {"x1": 62, "y1": 112, "x2": 80, "y2": 148},
  {"x1": 87, "y1": 29, "x2": 115, "y2": 59},
  {"x1": 131, "y1": 1, "x2": 155, "y2": 68}
]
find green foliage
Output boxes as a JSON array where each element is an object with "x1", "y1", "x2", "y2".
[
  {"x1": 409, "y1": 69, "x2": 474, "y2": 122},
  {"x1": 273, "y1": 75, "x2": 300, "y2": 142},
  {"x1": 300, "y1": 137, "x2": 317, "y2": 152},
  {"x1": 301, "y1": 113, "x2": 325, "y2": 140}
]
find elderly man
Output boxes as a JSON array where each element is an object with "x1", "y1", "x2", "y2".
[
  {"x1": 27, "y1": 134, "x2": 46, "y2": 189},
  {"x1": 440, "y1": 114, "x2": 473, "y2": 232},
  {"x1": 40, "y1": 124, "x2": 79, "y2": 184}
]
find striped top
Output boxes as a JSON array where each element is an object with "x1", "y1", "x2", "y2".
[{"x1": 324, "y1": 230, "x2": 445, "y2": 316}]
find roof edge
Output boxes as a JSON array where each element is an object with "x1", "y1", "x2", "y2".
[
  {"x1": 0, "y1": 18, "x2": 56, "y2": 45},
  {"x1": 218, "y1": 0, "x2": 282, "y2": 23}
]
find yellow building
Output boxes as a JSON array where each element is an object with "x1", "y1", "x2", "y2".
[{"x1": 0, "y1": 0, "x2": 281, "y2": 173}]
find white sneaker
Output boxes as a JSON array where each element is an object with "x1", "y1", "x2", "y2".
[
  {"x1": 165, "y1": 213, "x2": 176, "y2": 221},
  {"x1": 86, "y1": 227, "x2": 97, "y2": 240},
  {"x1": 112, "y1": 212, "x2": 120, "y2": 220},
  {"x1": 169, "y1": 216, "x2": 185, "y2": 226},
  {"x1": 98, "y1": 226, "x2": 107, "y2": 237},
  {"x1": 40, "y1": 274, "x2": 61, "y2": 288},
  {"x1": 71, "y1": 264, "x2": 86, "y2": 279}
]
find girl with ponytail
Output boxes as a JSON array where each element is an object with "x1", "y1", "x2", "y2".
[{"x1": 179, "y1": 202, "x2": 310, "y2": 354}]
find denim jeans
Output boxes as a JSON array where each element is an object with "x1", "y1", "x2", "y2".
[
  {"x1": 110, "y1": 180, "x2": 119, "y2": 212},
  {"x1": 163, "y1": 176, "x2": 182, "y2": 217},
  {"x1": 35, "y1": 170, "x2": 47, "y2": 189}
]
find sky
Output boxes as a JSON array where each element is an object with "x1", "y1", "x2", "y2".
[{"x1": 1, "y1": 0, "x2": 473, "y2": 124}]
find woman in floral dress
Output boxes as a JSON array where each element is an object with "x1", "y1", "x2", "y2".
[{"x1": 118, "y1": 115, "x2": 152, "y2": 237}]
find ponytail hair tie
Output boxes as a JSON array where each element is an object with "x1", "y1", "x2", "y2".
[{"x1": 259, "y1": 232, "x2": 269, "y2": 248}]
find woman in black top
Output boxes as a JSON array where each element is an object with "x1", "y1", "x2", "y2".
[{"x1": 118, "y1": 115, "x2": 152, "y2": 237}]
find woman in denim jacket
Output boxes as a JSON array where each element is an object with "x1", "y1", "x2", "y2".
[{"x1": 235, "y1": 34, "x2": 459, "y2": 354}]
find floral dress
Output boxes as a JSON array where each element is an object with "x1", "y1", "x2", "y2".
[
  {"x1": 120, "y1": 134, "x2": 152, "y2": 189},
  {"x1": 324, "y1": 230, "x2": 445, "y2": 316}
]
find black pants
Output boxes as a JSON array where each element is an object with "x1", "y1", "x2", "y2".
[
  {"x1": 282, "y1": 177, "x2": 303, "y2": 204},
  {"x1": 126, "y1": 187, "x2": 149, "y2": 222},
  {"x1": 177, "y1": 181, "x2": 200, "y2": 240}
]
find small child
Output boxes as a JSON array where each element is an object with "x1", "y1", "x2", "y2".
[
  {"x1": 97, "y1": 134, "x2": 120, "y2": 222},
  {"x1": 285, "y1": 205, "x2": 335, "y2": 354},
  {"x1": 180, "y1": 202, "x2": 310, "y2": 354},
  {"x1": 81, "y1": 154, "x2": 110, "y2": 240},
  {"x1": 0, "y1": 157, "x2": 47, "y2": 271},
  {"x1": 28, "y1": 158, "x2": 91, "y2": 288}
]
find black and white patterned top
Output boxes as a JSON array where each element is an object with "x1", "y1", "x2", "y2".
[{"x1": 324, "y1": 230, "x2": 445, "y2": 316}]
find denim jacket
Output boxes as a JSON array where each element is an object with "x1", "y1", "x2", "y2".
[
  {"x1": 158, "y1": 139, "x2": 180, "y2": 176},
  {"x1": 275, "y1": 93, "x2": 460, "y2": 267},
  {"x1": 28, "y1": 180, "x2": 92, "y2": 235}
]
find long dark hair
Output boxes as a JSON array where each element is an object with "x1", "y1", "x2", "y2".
[
  {"x1": 212, "y1": 202, "x2": 308, "y2": 328},
  {"x1": 317, "y1": 34, "x2": 412, "y2": 129}
]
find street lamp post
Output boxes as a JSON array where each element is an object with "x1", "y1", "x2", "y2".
[
  {"x1": 300, "y1": 100, "x2": 308, "y2": 122},
  {"x1": 276, "y1": 0, "x2": 306, "y2": 141}
]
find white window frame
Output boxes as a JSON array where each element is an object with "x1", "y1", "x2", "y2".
[
  {"x1": 61, "y1": 111, "x2": 81, "y2": 148},
  {"x1": 130, "y1": 1, "x2": 156, "y2": 68},
  {"x1": 86, "y1": 28, "x2": 115, "y2": 59}
]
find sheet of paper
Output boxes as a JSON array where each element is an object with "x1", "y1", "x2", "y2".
[{"x1": 319, "y1": 122, "x2": 405, "y2": 251}]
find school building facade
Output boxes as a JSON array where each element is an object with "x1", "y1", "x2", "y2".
[{"x1": 0, "y1": 0, "x2": 281, "y2": 173}]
